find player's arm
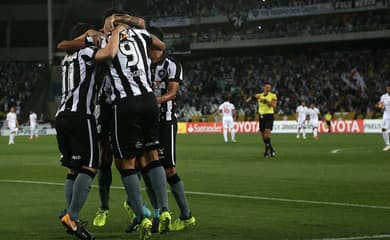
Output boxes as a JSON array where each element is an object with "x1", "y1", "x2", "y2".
[
  {"x1": 57, "y1": 30, "x2": 102, "y2": 53},
  {"x1": 156, "y1": 81, "x2": 179, "y2": 104},
  {"x1": 233, "y1": 109, "x2": 237, "y2": 120},
  {"x1": 95, "y1": 25, "x2": 125, "y2": 61},
  {"x1": 104, "y1": 14, "x2": 146, "y2": 32},
  {"x1": 149, "y1": 35, "x2": 165, "y2": 51},
  {"x1": 16, "y1": 117, "x2": 19, "y2": 128}
]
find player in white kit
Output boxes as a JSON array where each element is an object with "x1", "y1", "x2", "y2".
[
  {"x1": 29, "y1": 111, "x2": 39, "y2": 140},
  {"x1": 377, "y1": 84, "x2": 390, "y2": 151},
  {"x1": 218, "y1": 96, "x2": 236, "y2": 143},
  {"x1": 296, "y1": 101, "x2": 308, "y2": 139},
  {"x1": 307, "y1": 103, "x2": 320, "y2": 140},
  {"x1": 6, "y1": 106, "x2": 19, "y2": 145}
]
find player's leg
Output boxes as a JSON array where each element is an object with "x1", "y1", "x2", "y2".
[
  {"x1": 30, "y1": 126, "x2": 34, "y2": 140},
  {"x1": 112, "y1": 102, "x2": 152, "y2": 238},
  {"x1": 93, "y1": 137, "x2": 112, "y2": 227},
  {"x1": 140, "y1": 94, "x2": 171, "y2": 234},
  {"x1": 302, "y1": 121, "x2": 307, "y2": 139},
  {"x1": 228, "y1": 119, "x2": 236, "y2": 142},
  {"x1": 59, "y1": 116, "x2": 98, "y2": 239},
  {"x1": 381, "y1": 119, "x2": 390, "y2": 151},
  {"x1": 222, "y1": 118, "x2": 228, "y2": 143},
  {"x1": 160, "y1": 122, "x2": 195, "y2": 231},
  {"x1": 263, "y1": 115, "x2": 275, "y2": 157},
  {"x1": 297, "y1": 122, "x2": 301, "y2": 139}
]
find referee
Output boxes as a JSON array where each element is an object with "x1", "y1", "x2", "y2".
[{"x1": 246, "y1": 82, "x2": 277, "y2": 158}]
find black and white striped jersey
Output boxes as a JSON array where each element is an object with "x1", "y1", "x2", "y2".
[
  {"x1": 106, "y1": 27, "x2": 154, "y2": 101},
  {"x1": 151, "y1": 56, "x2": 183, "y2": 122},
  {"x1": 56, "y1": 43, "x2": 98, "y2": 117}
]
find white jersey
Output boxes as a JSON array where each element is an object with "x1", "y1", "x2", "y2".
[
  {"x1": 218, "y1": 101, "x2": 235, "y2": 118},
  {"x1": 380, "y1": 93, "x2": 390, "y2": 120},
  {"x1": 29, "y1": 112, "x2": 37, "y2": 126},
  {"x1": 308, "y1": 107, "x2": 320, "y2": 121},
  {"x1": 296, "y1": 105, "x2": 308, "y2": 122},
  {"x1": 6, "y1": 112, "x2": 17, "y2": 129}
]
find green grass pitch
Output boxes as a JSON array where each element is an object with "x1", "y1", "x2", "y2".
[{"x1": 1, "y1": 133, "x2": 390, "y2": 240}]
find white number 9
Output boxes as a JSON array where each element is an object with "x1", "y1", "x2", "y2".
[{"x1": 119, "y1": 41, "x2": 139, "y2": 67}]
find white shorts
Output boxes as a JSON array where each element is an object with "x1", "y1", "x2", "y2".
[
  {"x1": 297, "y1": 119, "x2": 307, "y2": 128},
  {"x1": 309, "y1": 120, "x2": 318, "y2": 128},
  {"x1": 222, "y1": 117, "x2": 234, "y2": 129},
  {"x1": 381, "y1": 119, "x2": 390, "y2": 130}
]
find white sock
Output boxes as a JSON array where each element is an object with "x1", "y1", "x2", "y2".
[
  {"x1": 223, "y1": 129, "x2": 228, "y2": 142},
  {"x1": 383, "y1": 131, "x2": 390, "y2": 145},
  {"x1": 302, "y1": 128, "x2": 306, "y2": 137},
  {"x1": 313, "y1": 128, "x2": 318, "y2": 137},
  {"x1": 10, "y1": 133, "x2": 15, "y2": 143},
  {"x1": 297, "y1": 128, "x2": 301, "y2": 136},
  {"x1": 230, "y1": 128, "x2": 235, "y2": 141}
]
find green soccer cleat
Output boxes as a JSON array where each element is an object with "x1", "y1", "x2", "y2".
[
  {"x1": 158, "y1": 211, "x2": 171, "y2": 234},
  {"x1": 170, "y1": 216, "x2": 196, "y2": 231},
  {"x1": 123, "y1": 201, "x2": 135, "y2": 220},
  {"x1": 93, "y1": 208, "x2": 109, "y2": 227},
  {"x1": 138, "y1": 218, "x2": 152, "y2": 240}
]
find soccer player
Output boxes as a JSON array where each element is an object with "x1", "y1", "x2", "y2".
[
  {"x1": 28, "y1": 111, "x2": 39, "y2": 140},
  {"x1": 376, "y1": 84, "x2": 390, "y2": 151},
  {"x1": 296, "y1": 100, "x2": 308, "y2": 139},
  {"x1": 307, "y1": 103, "x2": 320, "y2": 140},
  {"x1": 6, "y1": 106, "x2": 18, "y2": 145},
  {"x1": 147, "y1": 26, "x2": 196, "y2": 232},
  {"x1": 218, "y1": 96, "x2": 237, "y2": 143},
  {"x1": 93, "y1": 18, "x2": 170, "y2": 238},
  {"x1": 91, "y1": 9, "x2": 148, "y2": 228},
  {"x1": 55, "y1": 23, "x2": 101, "y2": 240},
  {"x1": 246, "y1": 82, "x2": 277, "y2": 158}
]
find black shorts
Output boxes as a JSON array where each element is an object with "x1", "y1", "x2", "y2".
[
  {"x1": 158, "y1": 121, "x2": 177, "y2": 169},
  {"x1": 259, "y1": 114, "x2": 274, "y2": 132},
  {"x1": 56, "y1": 114, "x2": 99, "y2": 169},
  {"x1": 111, "y1": 93, "x2": 160, "y2": 159},
  {"x1": 96, "y1": 101, "x2": 112, "y2": 141}
]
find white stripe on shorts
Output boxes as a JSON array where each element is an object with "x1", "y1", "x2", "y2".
[
  {"x1": 114, "y1": 105, "x2": 124, "y2": 159},
  {"x1": 87, "y1": 119, "x2": 93, "y2": 167}
]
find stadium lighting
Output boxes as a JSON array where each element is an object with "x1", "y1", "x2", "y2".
[{"x1": 257, "y1": 25, "x2": 262, "y2": 30}]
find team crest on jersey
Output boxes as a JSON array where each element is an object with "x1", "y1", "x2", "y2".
[{"x1": 158, "y1": 69, "x2": 167, "y2": 79}]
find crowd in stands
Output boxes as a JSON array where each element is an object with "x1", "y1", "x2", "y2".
[
  {"x1": 145, "y1": 0, "x2": 337, "y2": 18},
  {"x1": 166, "y1": 10, "x2": 390, "y2": 46},
  {"x1": 0, "y1": 62, "x2": 44, "y2": 116},
  {"x1": 177, "y1": 48, "x2": 390, "y2": 121},
  {"x1": 145, "y1": 0, "x2": 388, "y2": 18}
]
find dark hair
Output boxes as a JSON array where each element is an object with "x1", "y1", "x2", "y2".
[
  {"x1": 70, "y1": 22, "x2": 95, "y2": 39},
  {"x1": 263, "y1": 81, "x2": 271, "y2": 86},
  {"x1": 147, "y1": 26, "x2": 164, "y2": 41},
  {"x1": 103, "y1": 8, "x2": 128, "y2": 22}
]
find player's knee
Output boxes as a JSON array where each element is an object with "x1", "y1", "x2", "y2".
[
  {"x1": 167, "y1": 172, "x2": 181, "y2": 186},
  {"x1": 80, "y1": 166, "x2": 97, "y2": 177},
  {"x1": 165, "y1": 167, "x2": 177, "y2": 177}
]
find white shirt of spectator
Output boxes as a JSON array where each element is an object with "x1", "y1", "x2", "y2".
[
  {"x1": 308, "y1": 107, "x2": 320, "y2": 128},
  {"x1": 7, "y1": 112, "x2": 17, "y2": 129},
  {"x1": 218, "y1": 101, "x2": 235, "y2": 129},
  {"x1": 296, "y1": 105, "x2": 308, "y2": 126},
  {"x1": 30, "y1": 112, "x2": 37, "y2": 127}
]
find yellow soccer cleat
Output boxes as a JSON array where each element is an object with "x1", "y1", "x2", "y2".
[
  {"x1": 158, "y1": 211, "x2": 171, "y2": 234},
  {"x1": 170, "y1": 216, "x2": 196, "y2": 231},
  {"x1": 93, "y1": 209, "x2": 109, "y2": 227},
  {"x1": 138, "y1": 218, "x2": 152, "y2": 240}
]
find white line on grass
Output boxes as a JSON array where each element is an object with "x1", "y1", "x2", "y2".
[
  {"x1": 330, "y1": 149, "x2": 341, "y2": 154},
  {"x1": 312, "y1": 234, "x2": 390, "y2": 240},
  {"x1": 1, "y1": 179, "x2": 390, "y2": 210}
]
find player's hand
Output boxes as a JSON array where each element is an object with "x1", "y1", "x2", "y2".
[
  {"x1": 114, "y1": 24, "x2": 127, "y2": 33},
  {"x1": 104, "y1": 15, "x2": 116, "y2": 33}
]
